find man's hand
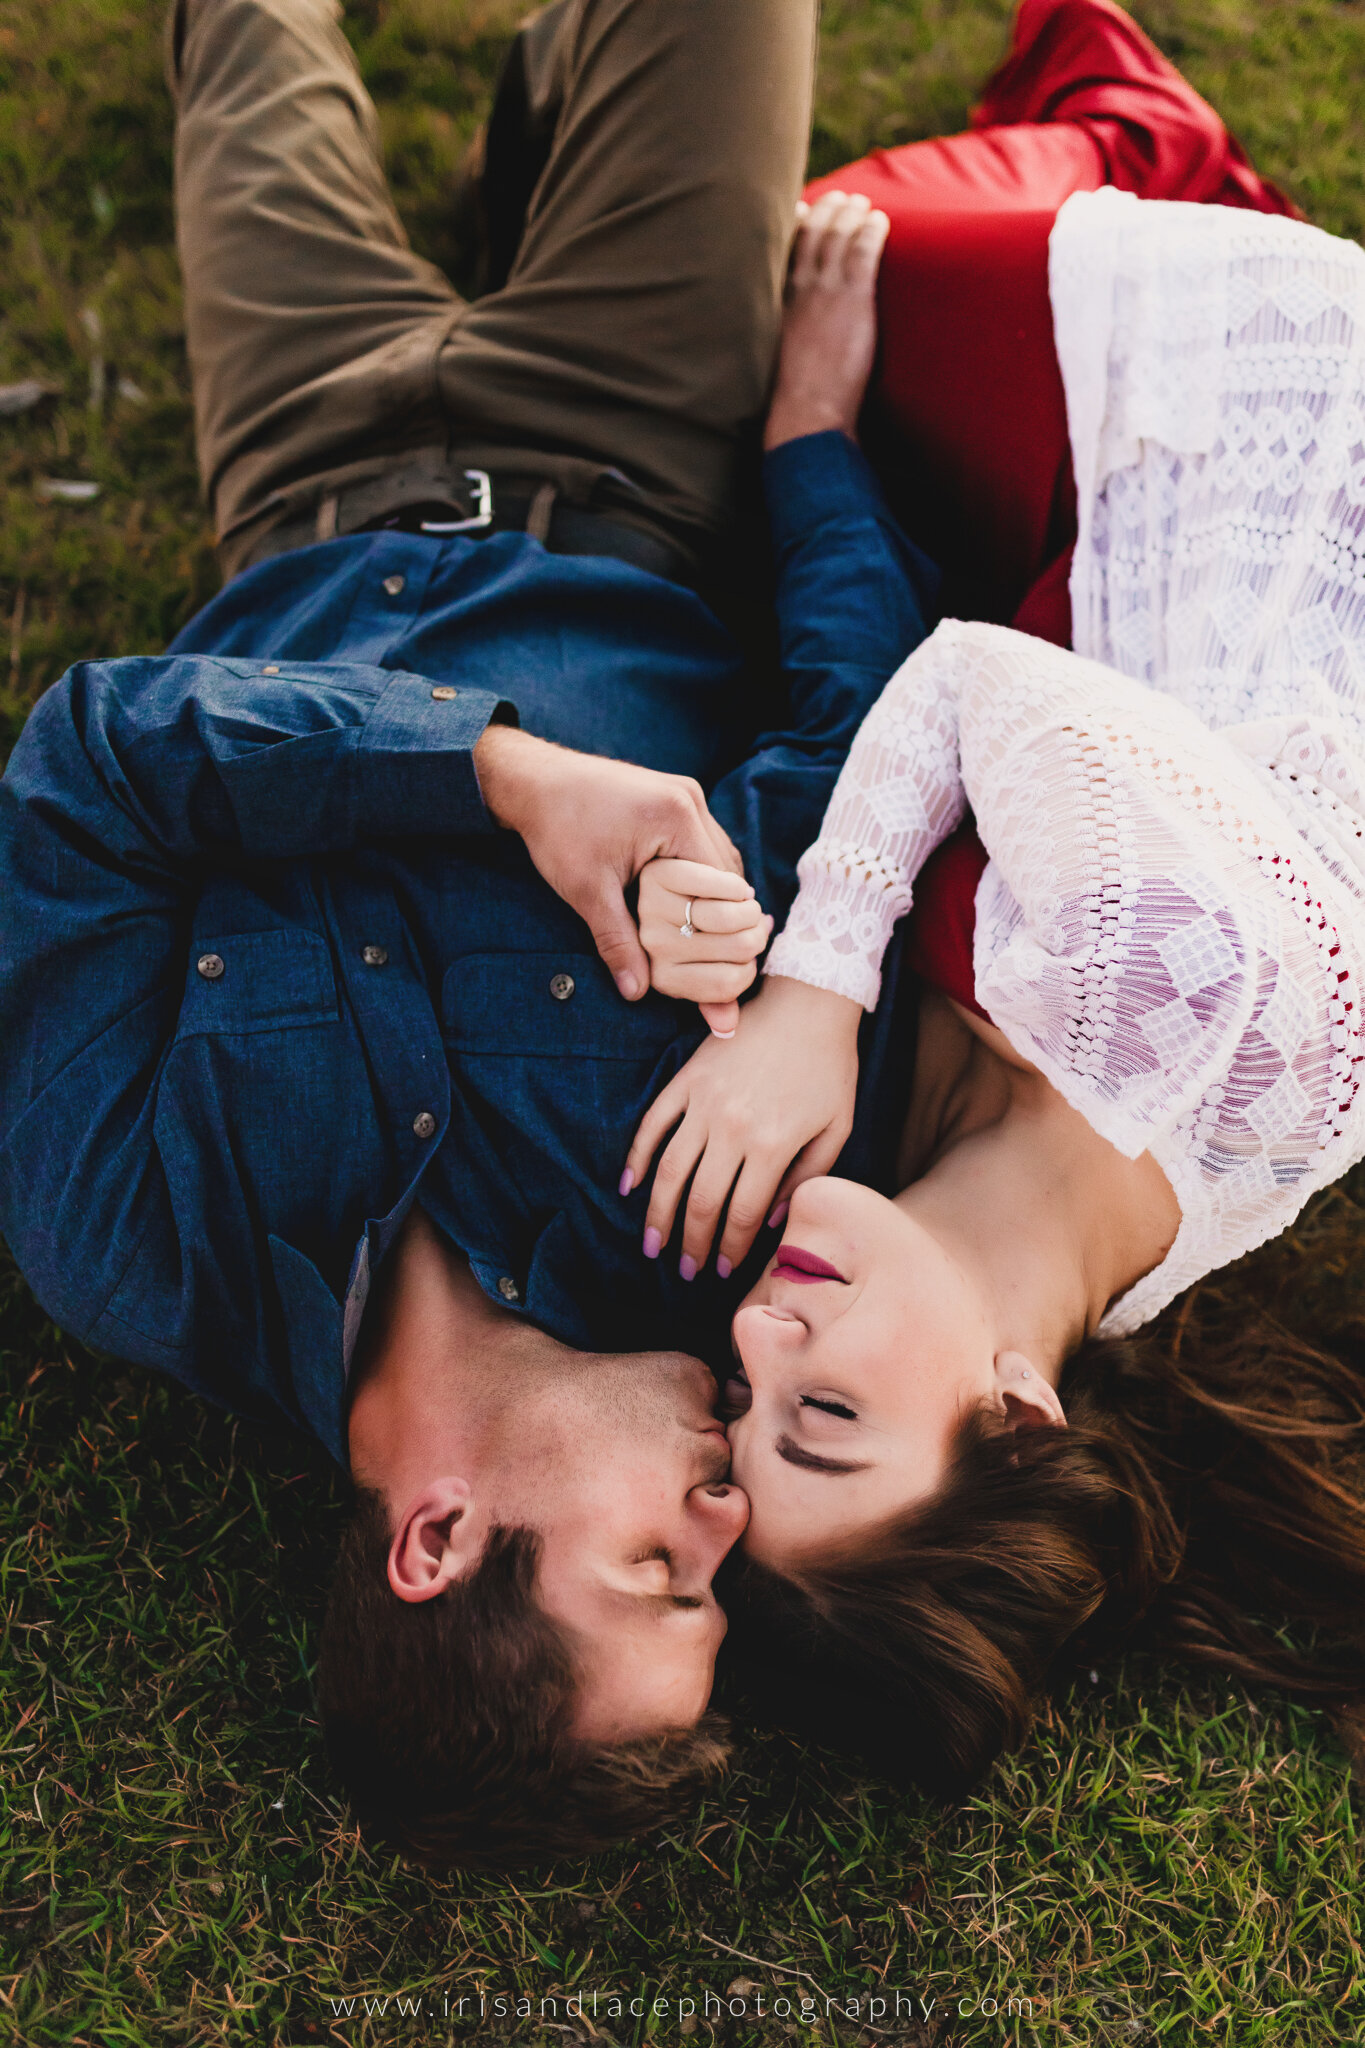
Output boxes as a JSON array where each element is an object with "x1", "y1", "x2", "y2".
[
  {"x1": 474, "y1": 723, "x2": 745, "y2": 1000},
  {"x1": 764, "y1": 188, "x2": 890, "y2": 453}
]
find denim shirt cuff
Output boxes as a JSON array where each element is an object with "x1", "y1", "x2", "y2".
[
  {"x1": 356, "y1": 673, "x2": 517, "y2": 838},
  {"x1": 762, "y1": 431, "x2": 890, "y2": 550}
]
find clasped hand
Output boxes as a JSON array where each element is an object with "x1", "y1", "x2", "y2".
[{"x1": 473, "y1": 724, "x2": 766, "y2": 1027}]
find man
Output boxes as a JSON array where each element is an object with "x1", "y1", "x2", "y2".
[{"x1": 0, "y1": 0, "x2": 934, "y2": 1865}]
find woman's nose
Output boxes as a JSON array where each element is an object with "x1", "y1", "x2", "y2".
[{"x1": 732, "y1": 1302, "x2": 805, "y2": 1383}]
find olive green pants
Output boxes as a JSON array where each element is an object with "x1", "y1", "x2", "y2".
[{"x1": 169, "y1": 0, "x2": 820, "y2": 575}]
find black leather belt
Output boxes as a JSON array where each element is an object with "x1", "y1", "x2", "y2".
[{"x1": 253, "y1": 466, "x2": 697, "y2": 590}]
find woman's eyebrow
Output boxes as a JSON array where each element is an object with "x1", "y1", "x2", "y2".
[{"x1": 776, "y1": 1434, "x2": 872, "y2": 1476}]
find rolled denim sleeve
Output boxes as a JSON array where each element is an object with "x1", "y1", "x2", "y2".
[
  {"x1": 59, "y1": 654, "x2": 513, "y2": 859},
  {"x1": 707, "y1": 431, "x2": 939, "y2": 926}
]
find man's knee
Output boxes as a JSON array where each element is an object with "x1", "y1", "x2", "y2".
[{"x1": 166, "y1": 0, "x2": 344, "y2": 102}]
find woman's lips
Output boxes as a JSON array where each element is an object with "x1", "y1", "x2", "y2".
[{"x1": 771, "y1": 1243, "x2": 846, "y2": 1285}]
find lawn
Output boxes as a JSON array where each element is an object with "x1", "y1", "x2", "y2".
[{"x1": 3, "y1": 2, "x2": 1365, "y2": 2044}]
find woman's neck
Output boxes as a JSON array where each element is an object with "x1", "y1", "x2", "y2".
[{"x1": 896, "y1": 992, "x2": 1181, "y2": 1376}]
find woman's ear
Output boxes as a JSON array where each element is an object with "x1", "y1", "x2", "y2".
[
  {"x1": 387, "y1": 1477, "x2": 483, "y2": 1603},
  {"x1": 992, "y1": 1349, "x2": 1066, "y2": 1431}
]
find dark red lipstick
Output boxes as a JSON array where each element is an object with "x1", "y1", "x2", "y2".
[{"x1": 771, "y1": 1244, "x2": 846, "y2": 1285}]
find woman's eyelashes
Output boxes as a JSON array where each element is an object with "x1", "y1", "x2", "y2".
[{"x1": 799, "y1": 1394, "x2": 857, "y2": 1420}]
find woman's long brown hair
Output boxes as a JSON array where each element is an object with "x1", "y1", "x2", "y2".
[{"x1": 723, "y1": 1177, "x2": 1365, "y2": 1794}]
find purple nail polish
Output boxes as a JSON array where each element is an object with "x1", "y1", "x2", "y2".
[
  {"x1": 716, "y1": 1255, "x2": 732, "y2": 1280},
  {"x1": 679, "y1": 1254, "x2": 697, "y2": 1283},
  {"x1": 619, "y1": 1167, "x2": 634, "y2": 1198},
  {"x1": 767, "y1": 1200, "x2": 789, "y2": 1230},
  {"x1": 643, "y1": 1226, "x2": 662, "y2": 1259}
]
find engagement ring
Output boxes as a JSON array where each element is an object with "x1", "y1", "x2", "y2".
[{"x1": 680, "y1": 899, "x2": 695, "y2": 937}]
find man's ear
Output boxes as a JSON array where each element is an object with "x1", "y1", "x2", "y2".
[
  {"x1": 387, "y1": 1477, "x2": 483, "y2": 1604},
  {"x1": 992, "y1": 1349, "x2": 1066, "y2": 1432}
]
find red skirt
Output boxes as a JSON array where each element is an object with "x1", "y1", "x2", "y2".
[
  {"x1": 809, "y1": 0, "x2": 1298, "y2": 1003},
  {"x1": 807, "y1": 0, "x2": 1298, "y2": 648}
]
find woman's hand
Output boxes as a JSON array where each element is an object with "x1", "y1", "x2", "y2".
[
  {"x1": 638, "y1": 857, "x2": 772, "y2": 1038},
  {"x1": 622, "y1": 975, "x2": 863, "y2": 1279},
  {"x1": 764, "y1": 188, "x2": 890, "y2": 452}
]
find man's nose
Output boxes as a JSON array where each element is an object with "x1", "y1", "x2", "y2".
[{"x1": 687, "y1": 1478, "x2": 750, "y2": 1559}]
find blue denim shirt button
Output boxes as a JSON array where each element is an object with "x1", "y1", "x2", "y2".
[
  {"x1": 497, "y1": 1276, "x2": 520, "y2": 1302},
  {"x1": 361, "y1": 944, "x2": 389, "y2": 967},
  {"x1": 412, "y1": 1110, "x2": 437, "y2": 1139},
  {"x1": 196, "y1": 952, "x2": 225, "y2": 981},
  {"x1": 382, "y1": 574, "x2": 405, "y2": 597},
  {"x1": 430, "y1": 685, "x2": 457, "y2": 701},
  {"x1": 549, "y1": 972, "x2": 575, "y2": 1001}
]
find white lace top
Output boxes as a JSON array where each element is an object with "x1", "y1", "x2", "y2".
[{"x1": 766, "y1": 190, "x2": 1365, "y2": 1335}]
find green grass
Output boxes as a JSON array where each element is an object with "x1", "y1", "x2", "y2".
[{"x1": 4, "y1": 1, "x2": 1365, "y2": 2042}]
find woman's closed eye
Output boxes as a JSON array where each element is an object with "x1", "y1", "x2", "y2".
[{"x1": 799, "y1": 1394, "x2": 857, "y2": 1421}]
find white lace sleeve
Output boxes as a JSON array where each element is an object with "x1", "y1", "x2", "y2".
[{"x1": 765, "y1": 631, "x2": 968, "y2": 1008}]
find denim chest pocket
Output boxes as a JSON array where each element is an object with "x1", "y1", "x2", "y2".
[
  {"x1": 177, "y1": 928, "x2": 339, "y2": 1037},
  {"x1": 443, "y1": 952, "x2": 684, "y2": 1059}
]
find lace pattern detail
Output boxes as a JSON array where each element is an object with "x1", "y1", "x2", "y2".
[
  {"x1": 1053, "y1": 189, "x2": 1365, "y2": 759},
  {"x1": 771, "y1": 193, "x2": 1365, "y2": 1335}
]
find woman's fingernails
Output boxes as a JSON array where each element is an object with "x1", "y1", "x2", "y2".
[
  {"x1": 716, "y1": 1255, "x2": 733, "y2": 1280},
  {"x1": 711, "y1": 1027, "x2": 736, "y2": 1040},
  {"x1": 679, "y1": 1254, "x2": 697, "y2": 1283},
  {"x1": 767, "y1": 1201, "x2": 789, "y2": 1230},
  {"x1": 619, "y1": 1168, "x2": 634, "y2": 1198},
  {"x1": 616, "y1": 971, "x2": 640, "y2": 1000},
  {"x1": 643, "y1": 1227, "x2": 662, "y2": 1259}
]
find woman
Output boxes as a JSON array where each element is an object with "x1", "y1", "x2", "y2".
[{"x1": 629, "y1": 0, "x2": 1365, "y2": 1789}]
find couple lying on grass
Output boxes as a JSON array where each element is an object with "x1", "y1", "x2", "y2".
[{"x1": 5, "y1": 0, "x2": 1365, "y2": 1873}]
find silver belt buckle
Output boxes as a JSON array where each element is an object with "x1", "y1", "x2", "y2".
[{"x1": 419, "y1": 469, "x2": 493, "y2": 534}]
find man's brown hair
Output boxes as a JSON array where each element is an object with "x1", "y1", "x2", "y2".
[{"x1": 317, "y1": 1489, "x2": 729, "y2": 1871}]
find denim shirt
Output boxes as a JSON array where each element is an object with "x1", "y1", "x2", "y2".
[{"x1": 0, "y1": 434, "x2": 935, "y2": 1465}]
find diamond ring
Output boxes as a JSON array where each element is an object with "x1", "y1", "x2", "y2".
[{"x1": 680, "y1": 899, "x2": 695, "y2": 938}]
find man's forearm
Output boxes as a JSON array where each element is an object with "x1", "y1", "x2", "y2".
[
  {"x1": 471, "y1": 721, "x2": 552, "y2": 834},
  {"x1": 706, "y1": 432, "x2": 938, "y2": 924}
]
